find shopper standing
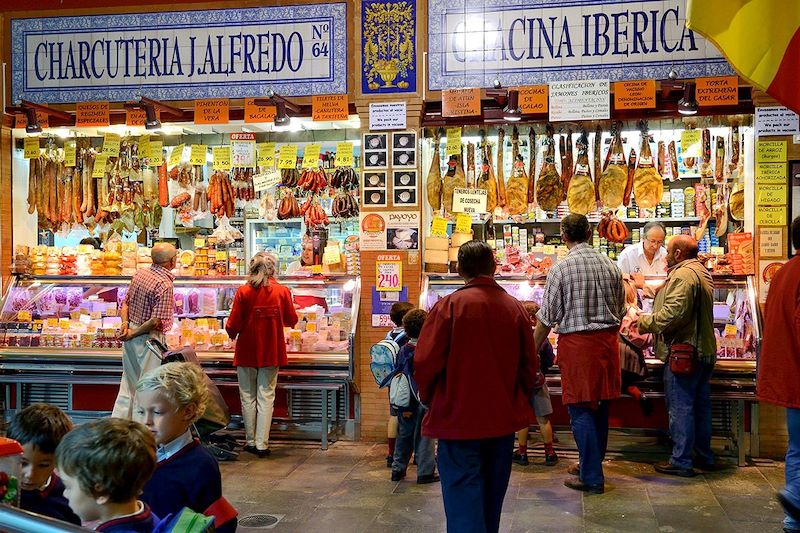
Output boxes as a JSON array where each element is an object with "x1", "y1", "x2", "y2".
[
  {"x1": 638, "y1": 235, "x2": 715, "y2": 477},
  {"x1": 534, "y1": 214, "x2": 625, "y2": 494},
  {"x1": 113, "y1": 242, "x2": 178, "y2": 419},
  {"x1": 226, "y1": 252, "x2": 298, "y2": 457},
  {"x1": 415, "y1": 240, "x2": 540, "y2": 533},
  {"x1": 757, "y1": 216, "x2": 800, "y2": 531}
]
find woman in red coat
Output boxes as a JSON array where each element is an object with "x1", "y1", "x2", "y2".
[{"x1": 226, "y1": 253, "x2": 298, "y2": 457}]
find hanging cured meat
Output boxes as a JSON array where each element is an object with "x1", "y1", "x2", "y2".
[
  {"x1": 442, "y1": 150, "x2": 466, "y2": 214},
  {"x1": 714, "y1": 136, "x2": 725, "y2": 182},
  {"x1": 632, "y1": 122, "x2": 664, "y2": 210},
  {"x1": 496, "y1": 128, "x2": 507, "y2": 207},
  {"x1": 561, "y1": 130, "x2": 574, "y2": 201},
  {"x1": 729, "y1": 182, "x2": 744, "y2": 221},
  {"x1": 599, "y1": 122, "x2": 627, "y2": 208},
  {"x1": 714, "y1": 183, "x2": 729, "y2": 236},
  {"x1": 567, "y1": 131, "x2": 595, "y2": 216},
  {"x1": 505, "y1": 127, "x2": 528, "y2": 216},
  {"x1": 527, "y1": 128, "x2": 536, "y2": 205},
  {"x1": 700, "y1": 129, "x2": 713, "y2": 178},
  {"x1": 426, "y1": 130, "x2": 443, "y2": 213},
  {"x1": 476, "y1": 131, "x2": 498, "y2": 213},
  {"x1": 668, "y1": 140, "x2": 679, "y2": 181},
  {"x1": 466, "y1": 143, "x2": 476, "y2": 188},
  {"x1": 535, "y1": 124, "x2": 563, "y2": 212},
  {"x1": 623, "y1": 148, "x2": 636, "y2": 207}
]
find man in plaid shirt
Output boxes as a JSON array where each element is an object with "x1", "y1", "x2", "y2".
[
  {"x1": 112, "y1": 243, "x2": 178, "y2": 419},
  {"x1": 534, "y1": 214, "x2": 625, "y2": 494}
]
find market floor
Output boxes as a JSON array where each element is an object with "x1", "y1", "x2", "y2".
[{"x1": 219, "y1": 441, "x2": 789, "y2": 533}]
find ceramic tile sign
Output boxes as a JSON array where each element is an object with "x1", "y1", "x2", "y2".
[
  {"x1": 756, "y1": 106, "x2": 800, "y2": 136},
  {"x1": 549, "y1": 80, "x2": 610, "y2": 122},
  {"x1": 362, "y1": 0, "x2": 416, "y2": 94},
  {"x1": 11, "y1": 3, "x2": 347, "y2": 102},
  {"x1": 369, "y1": 102, "x2": 407, "y2": 130}
]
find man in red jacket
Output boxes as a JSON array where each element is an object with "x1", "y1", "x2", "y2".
[
  {"x1": 758, "y1": 216, "x2": 800, "y2": 532},
  {"x1": 415, "y1": 240, "x2": 540, "y2": 533}
]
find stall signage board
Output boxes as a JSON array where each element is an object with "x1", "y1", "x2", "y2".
[
  {"x1": 257, "y1": 142, "x2": 276, "y2": 168},
  {"x1": 253, "y1": 170, "x2": 281, "y2": 192},
  {"x1": 302, "y1": 144, "x2": 322, "y2": 168},
  {"x1": 442, "y1": 88, "x2": 482, "y2": 117},
  {"x1": 64, "y1": 141, "x2": 77, "y2": 167},
  {"x1": 445, "y1": 128, "x2": 462, "y2": 155},
  {"x1": 212, "y1": 146, "x2": 231, "y2": 170},
  {"x1": 75, "y1": 102, "x2": 109, "y2": 127},
  {"x1": 335, "y1": 142, "x2": 353, "y2": 167},
  {"x1": 23, "y1": 137, "x2": 40, "y2": 159},
  {"x1": 312, "y1": 94, "x2": 348, "y2": 121},
  {"x1": 169, "y1": 144, "x2": 185, "y2": 167},
  {"x1": 10, "y1": 3, "x2": 347, "y2": 103},
  {"x1": 453, "y1": 187, "x2": 488, "y2": 214},
  {"x1": 278, "y1": 145, "x2": 298, "y2": 169},
  {"x1": 696, "y1": 76, "x2": 739, "y2": 106},
  {"x1": 549, "y1": 80, "x2": 610, "y2": 122},
  {"x1": 756, "y1": 106, "x2": 800, "y2": 136},
  {"x1": 427, "y1": 0, "x2": 732, "y2": 91},
  {"x1": 613, "y1": 80, "x2": 655, "y2": 109},
  {"x1": 681, "y1": 130, "x2": 702, "y2": 159},
  {"x1": 376, "y1": 254, "x2": 402, "y2": 292},
  {"x1": 189, "y1": 145, "x2": 207, "y2": 166},
  {"x1": 756, "y1": 162, "x2": 787, "y2": 184},
  {"x1": 148, "y1": 141, "x2": 164, "y2": 165},
  {"x1": 359, "y1": 211, "x2": 420, "y2": 251},
  {"x1": 757, "y1": 140, "x2": 787, "y2": 163},
  {"x1": 369, "y1": 102, "x2": 407, "y2": 130},
  {"x1": 756, "y1": 183, "x2": 787, "y2": 206},
  {"x1": 194, "y1": 99, "x2": 229, "y2": 124},
  {"x1": 756, "y1": 205, "x2": 787, "y2": 226},
  {"x1": 759, "y1": 226, "x2": 786, "y2": 258},
  {"x1": 371, "y1": 287, "x2": 409, "y2": 327},
  {"x1": 244, "y1": 99, "x2": 276, "y2": 123},
  {"x1": 519, "y1": 85, "x2": 548, "y2": 113}
]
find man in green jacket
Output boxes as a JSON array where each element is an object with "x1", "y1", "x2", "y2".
[{"x1": 638, "y1": 235, "x2": 716, "y2": 477}]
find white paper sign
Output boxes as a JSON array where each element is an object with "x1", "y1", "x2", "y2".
[
  {"x1": 253, "y1": 170, "x2": 281, "y2": 192},
  {"x1": 369, "y1": 102, "x2": 407, "y2": 131},
  {"x1": 452, "y1": 187, "x2": 488, "y2": 214},
  {"x1": 756, "y1": 106, "x2": 800, "y2": 136},
  {"x1": 231, "y1": 140, "x2": 256, "y2": 168},
  {"x1": 549, "y1": 79, "x2": 610, "y2": 122}
]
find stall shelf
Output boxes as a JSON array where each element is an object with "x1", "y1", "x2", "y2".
[{"x1": 0, "y1": 274, "x2": 361, "y2": 443}]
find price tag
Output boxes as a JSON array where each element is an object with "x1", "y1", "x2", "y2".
[
  {"x1": 277, "y1": 145, "x2": 298, "y2": 169},
  {"x1": 169, "y1": 144, "x2": 185, "y2": 167},
  {"x1": 543, "y1": 245, "x2": 556, "y2": 255},
  {"x1": 102, "y1": 132, "x2": 121, "y2": 156},
  {"x1": 323, "y1": 250, "x2": 341, "y2": 265},
  {"x1": 253, "y1": 170, "x2": 281, "y2": 192},
  {"x1": 194, "y1": 238, "x2": 205, "y2": 248},
  {"x1": 376, "y1": 257, "x2": 402, "y2": 292},
  {"x1": 23, "y1": 137, "x2": 40, "y2": 159},
  {"x1": 92, "y1": 153, "x2": 109, "y2": 178},
  {"x1": 80, "y1": 307, "x2": 90, "y2": 315},
  {"x1": 106, "y1": 308, "x2": 118, "y2": 317},
  {"x1": 757, "y1": 140, "x2": 787, "y2": 163},
  {"x1": 711, "y1": 246, "x2": 725, "y2": 255},
  {"x1": 215, "y1": 251, "x2": 227, "y2": 261},
  {"x1": 212, "y1": 146, "x2": 231, "y2": 170},
  {"x1": 336, "y1": 142, "x2": 354, "y2": 167},
  {"x1": 724, "y1": 324, "x2": 738, "y2": 337},
  {"x1": 431, "y1": 217, "x2": 448, "y2": 237},
  {"x1": 681, "y1": 130, "x2": 702, "y2": 160},
  {"x1": 148, "y1": 140, "x2": 163, "y2": 166},
  {"x1": 64, "y1": 141, "x2": 77, "y2": 167},
  {"x1": 455, "y1": 213, "x2": 472, "y2": 234},
  {"x1": 311, "y1": 264, "x2": 323, "y2": 274},
  {"x1": 69, "y1": 310, "x2": 81, "y2": 320},
  {"x1": 90, "y1": 311, "x2": 102, "y2": 320},
  {"x1": 17, "y1": 311, "x2": 32, "y2": 322},
  {"x1": 189, "y1": 145, "x2": 208, "y2": 166},
  {"x1": 139, "y1": 135, "x2": 150, "y2": 156},
  {"x1": 445, "y1": 127, "x2": 462, "y2": 155},
  {"x1": 302, "y1": 144, "x2": 322, "y2": 168},
  {"x1": 46, "y1": 318, "x2": 59, "y2": 328},
  {"x1": 196, "y1": 318, "x2": 209, "y2": 328},
  {"x1": 59, "y1": 319, "x2": 71, "y2": 330},
  {"x1": 257, "y1": 142, "x2": 276, "y2": 168}
]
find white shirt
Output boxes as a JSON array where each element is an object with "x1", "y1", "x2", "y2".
[
  {"x1": 156, "y1": 429, "x2": 194, "y2": 462},
  {"x1": 617, "y1": 242, "x2": 667, "y2": 276}
]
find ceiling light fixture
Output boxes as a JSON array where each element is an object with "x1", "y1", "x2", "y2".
[
  {"x1": 678, "y1": 82, "x2": 698, "y2": 115},
  {"x1": 503, "y1": 89, "x2": 522, "y2": 121},
  {"x1": 274, "y1": 101, "x2": 291, "y2": 127},
  {"x1": 143, "y1": 101, "x2": 161, "y2": 130},
  {"x1": 255, "y1": 91, "x2": 300, "y2": 127},
  {"x1": 24, "y1": 107, "x2": 42, "y2": 134}
]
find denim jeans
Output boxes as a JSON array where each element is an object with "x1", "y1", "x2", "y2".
[
  {"x1": 392, "y1": 403, "x2": 436, "y2": 478},
  {"x1": 437, "y1": 434, "x2": 515, "y2": 533},
  {"x1": 664, "y1": 361, "x2": 714, "y2": 469},
  {"x1": 784, "y1": 408, "x2": 800, "y2": 530},
  {"x1": 567, "y1": 401, "x2": 609, "y2": 486}
]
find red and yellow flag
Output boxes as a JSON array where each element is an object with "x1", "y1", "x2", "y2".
[{"x1": 687, "y1": 0, "x2": 800, "y2": 113}]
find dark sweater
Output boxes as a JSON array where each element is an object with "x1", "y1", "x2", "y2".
[
  {"x1": 96, "y1": 503, "x2": 159, "y2": 532},
  {"x1": 20, "y1": 474, "x2": 81, "y2": 525}
]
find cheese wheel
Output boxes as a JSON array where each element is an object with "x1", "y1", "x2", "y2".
[
  {"x1": 451, "y1": 233, "x2": 473, "y2": 247},
  {"x1": 423, "y1": 249, "x2": 449, "y2": 264},
  {"x1": 426, "y1": 236, "x2": 449, "y2": 251},
  {"x1": 449, "y1": 248, "x2": 460, "y2": 262}
]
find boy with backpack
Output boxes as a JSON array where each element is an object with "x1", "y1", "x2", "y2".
[{"x1": 384, "y1": 308, "x2": 438, "y2": 484}]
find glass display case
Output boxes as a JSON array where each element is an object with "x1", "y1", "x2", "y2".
[{"x1": 245, "y1": 219, "x2": 303, "y2": 276}]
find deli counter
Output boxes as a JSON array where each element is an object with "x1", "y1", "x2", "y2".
[{"x1": 0, "y1": 274, "x2": 361, "y2": 443}]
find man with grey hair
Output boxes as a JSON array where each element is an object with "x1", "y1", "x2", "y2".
[
  {"x1": 112, "y1": 242, "x2": 178, "y2": 419},
  {"x1": 617, "y1": 221, "x2": 667, "y2": 276}
]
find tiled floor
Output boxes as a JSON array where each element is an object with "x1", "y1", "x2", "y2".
[{"x1": 220, "y1": 441, "x2": 789, "y2": 532}]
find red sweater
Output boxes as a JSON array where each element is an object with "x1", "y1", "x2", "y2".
[
  {"x1": 225, "y1": 279, "x2": 298, "y2": 368},
  {"x1": 414, "y1": 277, "x2": 539, "y2": 440},
  {"x1": 757, "y1": 255, "x2": 800, "y2": 409}
]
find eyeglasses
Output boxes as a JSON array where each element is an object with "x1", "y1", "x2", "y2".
[{"x1": 645, "y1": 238, "x2": 664, "y2": 246}]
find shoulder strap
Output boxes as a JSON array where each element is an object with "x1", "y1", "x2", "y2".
[{"x1": 683, "y1": 265, "x2": 703, "y2": 347}]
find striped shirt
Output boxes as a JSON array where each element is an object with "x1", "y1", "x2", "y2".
[
  {"x1": 125, "y1": 264, "x2": 175, "y2": 331},
  {"x1": 537, "y1": 243, "x2": 625, "y2": 334}
]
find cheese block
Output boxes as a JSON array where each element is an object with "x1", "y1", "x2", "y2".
[
  {"x1": 424, "y1": 249, "x2": 449, "y2": 264},
  {"x1": 451, "y1": 232, "x2": 473, "y2": 247},
  {"x1": 448, "y1": 247, "x2": 460, "y2": 262},
  {"x1": 425, "y1": 236, "x2": 449, "y2": 251}
]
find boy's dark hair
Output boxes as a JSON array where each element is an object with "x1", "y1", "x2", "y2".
[
  {"x1": 7, "y1": 403, "x2": 73, "y2": 454},
  {"x1": 402, "y1": 308, "x2": 427, "y2": 339},
  {"x1": 389, "y1": 302, "x2": 414, "y2": 327},
  {"x1": 521, "y1": 301, "x2": 540, "y2": 324},
  {"x1": 457, "y1": 240, "x2": 496, "y2": 279},
  {"x1": 56, "y1": 418, "x2": 156, "y2": 504},
  {"x1": 792, "y1": 216, "x2": 800, "y2": 251},
  {"x1": 561, "y1": 214, "x2": 591, "y2": 244}
]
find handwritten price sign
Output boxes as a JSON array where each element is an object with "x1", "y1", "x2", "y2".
[{"x1": 376, "y1": 254, "x2": 402, "y2": 292}]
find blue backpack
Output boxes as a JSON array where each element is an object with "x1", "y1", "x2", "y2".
[{"x1": 370, "y1": 330, "x2": 407, "y2": 387}]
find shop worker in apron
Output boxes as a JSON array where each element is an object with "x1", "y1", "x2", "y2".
[
  {"x1": 534, "y1": 214, "x2": 625, "y2": 494},
  {"x1": 112, "y1": 243, "x2": 177, "y2": 419}
]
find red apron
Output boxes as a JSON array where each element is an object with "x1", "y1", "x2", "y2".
[{"x1": 557, "y1": 327, "x2": 621, "y2": 405}]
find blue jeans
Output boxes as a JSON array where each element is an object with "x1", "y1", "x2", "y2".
[
  {"x1": 567, "y1": 401, "x2": 609, "y2": 486},
  {"x1": 437, "y1": 434, "x2": 515, "y2": 533},
  {"x1": 664, "y1": 361, "x2": 714, "y2": 469},
  {"x1": 784, "y1": 408, "x2": 800, "y2": 530},
  {"x1": 392, "y1": 403, "x2": 436, "y2": 478}
]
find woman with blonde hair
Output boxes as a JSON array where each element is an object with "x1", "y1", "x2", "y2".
[{"x1": 226, "y1": 252, "x2": 298, "y2": 457}]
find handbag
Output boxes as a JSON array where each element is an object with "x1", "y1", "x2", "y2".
[{"x1": 667, "y1": 269, "x2": 702, "y2": 376}]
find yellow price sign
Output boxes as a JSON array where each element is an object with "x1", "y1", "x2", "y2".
[
  {"x1": 455, "y1": 213, "x2": 472, "y2": 234},
  {"x1": 542, "y1": 245, "x2": 556, "y2": 255},
  {"x1": 431, "y1": 216, "x2": 449, "y2": 237},
  {"x1": 59, "y1": 319, "x2": 71, "y2": 330},
  {"x1": 64, "y1": 140, "x2": 77, "y2": 167},
  {"x1": 724, "y1": 323, "x2": 738, "y2": 337},
  {"x1": 196, "y1": 318, "x2": 209, "y2": 328},
  {"x1": 257, "y1": 142, "x2": 276, "y2": 168},
  {"x1": 189, "y1": 145, "x2": 207, "y2": 166},
  {"x1": 323, "y1": 250, "x2": 341, "y2": 265},
  {"x1": 24, "y1": 137, "x2": 40, "y2": 159},
  {"x1": 756, "y1": 162, "x2": 787, "y2": 184},
  {"x1": 680, "y1": 129, "x2": 701, "y2": 160},
  {"x1": 215, "y1": 250, "x2": 227, "y2": 261},
  {"x1": 445, "y1": 127, "x2": 462, "y2": 155},
  {"x1": 102, "y1": 132, "x2": 121, "y2": 157},
  {"x1": 90, "y1": 311, "x2": 102, "y2": 320},
  {"x1": 212, "y1": 146, "x2": 231, "y2": 170},
  {"x1": 194, "y1": 238, "x2": 205, "y2": 248},
  {"x1": 92, "y1": 153, "x2": 109, "y2": 178},
  {"x1": 302, "y1": 144, "x2": 322, "y2": 168},
  {"x1": 756, "y1": 140, "x2": 787, "y2": 163},
  {"x1": 336, "y1": 142, "x2": 354, "y2": 167},
  {"x1": 138, "y1": 134, "x2": 150, "y2": 156},
  {"x1": 17, "y1": 311, "x2": 32, "y2": 322},
  {"x1": 756, "y1": 205, "x2": 787, "y2": 226},
  {"x1": 169, "y1": 144, "x2": 185, "y2": 167},
  {"x1": 311, "y1": 264, "x2": 323, "y2": 274},
  {"x1": 148, "y1": 140, "x2": 164, "y2": 166},
  {"x1": 756, "y1": 184, "x2": 787, "y2": 206},
  {"x1": 277, "y1": 145, "x2": 298, "y2": 169},
  {"x1": 46, "y1": 318, "x2": 59, "y2": 328}
]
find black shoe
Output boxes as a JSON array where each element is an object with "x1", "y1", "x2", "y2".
[
  {"x1": 654, "y1": 461, "x2": 695, "y2": 477},
  {"x1": 694, "y1": 460, "x2": 725, "y2": 472},
  {"x1": 545, "y1": 453, "x2": 559, "y2": 466},
  {"x1": 243, "y1": 445, "x2": 270, "y2": 458},
  {"x1": 640, "y1": 394, "x2": 654, "y2": 417},
  {"x1": 567, "y1": 462, "x2": 580, "y2": 476},
  {"x1": 778, "y1": 490, "x2": 800, "y2": 522},
  {"x1": 391, "y1": 470, "x2": 406, "y2": 482},
  {"x1": 417, "y1": 474, "x2": 440, "y2": 484},
  {"x1": 564, "y1": 478, "x2": 604, "y2": 494},
  {"x1": 386, "y1": 455, "x2": 393, "y2": 468},
  {"x1": 512, "y1": 452, "x2": 529, "y2": 466}
]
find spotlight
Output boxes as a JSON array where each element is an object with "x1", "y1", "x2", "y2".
[
  {"x1": 142, "y1": 101, "x2": 161, "y2": 130},
  {"x1": 678, "y1": 82, "x2": 698, "y2": 115},
  {"x1": 24, "y1": 107, "x2": 41, "y2": 134},
  {"x1": 493, "y1": 79, "x2": 502, "y2": 89},
  {"x1": 503, "y1": 90, "x2": 522, "y2": 121},
  {"x1": 274, "y1": 101, "x2": 291, "y2": 126},
  {"x1": 668, "y1": 68, "x2": 678, "y2": 80}
]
